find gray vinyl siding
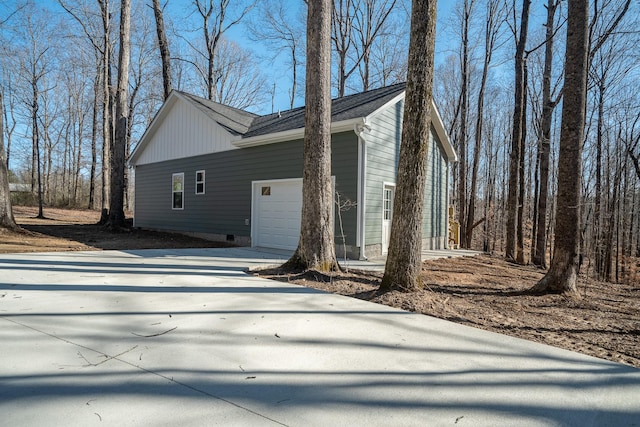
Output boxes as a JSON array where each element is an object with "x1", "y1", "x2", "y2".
[
  {"x1": 134, "y1": 131, "x2": 358, "y2": 244},
  {"x1": 364, "y1": 100, "x2": 404, "y2": 244},
  {"x1": 423, "y1": 131, "x2": 449, "y2": 245},
  {"x1": 365, "y1": 99, "x2": 449, "y2": 245}
]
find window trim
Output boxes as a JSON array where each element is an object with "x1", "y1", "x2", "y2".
[
  {"x1": 195, "y1": 170, "x2": 205, "y2": 195},
  {"x1": 172, "y1": 172, "x2": 184, "y2": 210}
]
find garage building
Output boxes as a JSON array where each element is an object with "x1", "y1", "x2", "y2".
[{"x1": 129, "y1": 83, "x2": 457, "y2": 259}]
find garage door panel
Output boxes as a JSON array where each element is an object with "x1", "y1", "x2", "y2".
[{"x1": 254, "y1": 180, "x2": 302, "y2": 250}]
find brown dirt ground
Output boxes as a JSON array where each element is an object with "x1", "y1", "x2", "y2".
[
  {"x1": 0, "y1": 206, "x2": 233, "y2": 253},
  {"x1": 2, "y1": 206, "x2": 639, "y2": 369}
]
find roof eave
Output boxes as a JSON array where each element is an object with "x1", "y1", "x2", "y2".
[
  {"x1": 430, "y1": 101, "x2": 458, "y2": 163},
  {"x1": 233, "y1": 117, "x2": 365, "y2": 148}
]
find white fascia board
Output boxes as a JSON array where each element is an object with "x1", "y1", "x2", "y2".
[
  {"x1": 431, "y1": 101, "x2": 458, "y2": 163},
  {"x1": 233, "y1": 117, "x2": 365, "y2": 148},
  {"x1": 366, "y1": 91, "x2": 406, "y2": 121}
]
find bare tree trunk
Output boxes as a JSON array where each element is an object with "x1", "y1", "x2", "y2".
[
  {"x1": 31, "y1": 73, "x2": 44, "y2": 219},
  {"x1": 380, "y1": 0, "x2": 437, "y2": 292},
  {"x1": 594, "y1": 82, "x2": 605, "y2": 278},
  {"x1": 629, "y1": 148, "x2": 640, "y2": 181},
  {"x1": 457, "y1": 0, "x2": 474, "y2": 248},
  {"x1": 99, "y1": 0, "x2": 112, "y2": 224},
  {"x1": 195, "y1": 0, "x2": 255, "y2": 101},
  {"x1": 152, "y1": 0, "x2": 172, "y2": 100},
  {"x1": 354, "y1": 0, "x2": 398, "y2": 92},
  {"x1": 248, "y1": 2, "x2": 303, "y2": 110},
  {"x1": 466, "y1": 0, "x2": 503, "y2": 248},
  {"x1": 89, "y1": 71, "x2": 99, "y2": 210},
  {"x1": 531, "y1": 0, "x2": 589, "y2": 296},
  {"x1": 107, "y1": 0, "x2": 131, "y2": 229},
  {"x1": 516, "y1": 61, "x2": 528, "y2": 264},
  {"x1": 290, "y1": 52, "x2": 297, "y2": 109},
  {"x1": 0, "y1": 90, "x2": 18, "y2": 230},
  {"x1": 532, "y1": 1, "x2": 559, "y2": 268},
  {"x1": 603, "y1": 161, "x2": 623, "y2": 282},
  {"x1": 2, "y1": 83, "x2": 17, "y2": 170},
  {"x1": 282, "y1": 0, "x2": 338, "y2": 272},
  {"x1": 506, "y1": 0, "x2": 530, "y2": 261},
  {"x1": 332, "y1": 0, "x2": 354, "y2": 98}
]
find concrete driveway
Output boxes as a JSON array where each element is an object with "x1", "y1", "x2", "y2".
[{"x1": 1, "y1": 248, "x2": 639, "y2": 426}]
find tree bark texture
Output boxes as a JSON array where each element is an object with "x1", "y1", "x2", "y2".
[
  {"x1": 99, "y1": 0, "x2": 112, "y2": 224},
  {"x1": 532, "y1": 0, "x2": 588, "y2": 296},
  {"x1": 532, "y1": 0, "x2": 559, "y2": 268},
  {"x1": 108, "y1": 0, "x2": 131, "y2": 228},
  {"x1": 0, "y1": 90, "x2": 18, "y2": 230},
  {"x1": 516, "y1": 61, "x2": 528, "y2": 264},
  {"x1": 594, "y1": 82, "x2": 605, "y2": 278},
  {"x1": 31, "y1": 73, "x2": 44, "y2": 219},
  {"x1": 380, "y1": 0, "x2": 437, "y2": 292},
  {"x1": 283, "y1": 0, "x2": 338, "y2": 272},
  {"x1": 457, "y1": 0, "x2": 472, "y2": 249},
  {"x1": 505, "y1": 0, "x2": 530, "y2": 262},
  {"x1": 466, "y1": 0, "x2": 501, "y2": 248},
  {"x1": 152, "y1": 0, "x2": 172, "y2": 100}
]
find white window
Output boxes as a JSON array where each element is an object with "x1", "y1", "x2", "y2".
[
  {"x1": 196, "y1": 170, "x2": 205, "y2": 194},
  {"x1": 172, "y1": 173, "x2": 184, "y2": 210},
  {"x1": 383, "y1": 187, "x2": 393, "y2": 220}
]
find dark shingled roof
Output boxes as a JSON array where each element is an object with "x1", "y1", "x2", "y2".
[
  {"x1": 176, "y1": 91, "x2": 258, "y2": 135},
  {"x1": 177, "y1": 82, "x2": 407, "y2": 138}
]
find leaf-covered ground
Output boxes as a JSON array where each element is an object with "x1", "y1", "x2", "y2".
[{"x1": 257, "y1": 254, "x2": 640, "y2": 369}]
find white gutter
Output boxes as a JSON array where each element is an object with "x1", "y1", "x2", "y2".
[
  {"x1": 355, "y1": 121, "x2": 370, "y2": 260},
  {"x1": 233, "y1": 117, "x2": 365, "y2": 148},
  {"x1": 445, "y1": 161, "x2": 451, "y2": 249}
]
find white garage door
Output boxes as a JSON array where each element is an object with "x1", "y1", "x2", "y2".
[{"x1": 253, "y1": 179, "x2": 302, "y2": 250}]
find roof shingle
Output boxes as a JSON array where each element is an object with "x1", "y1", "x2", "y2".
[{"x1": 177, "y1": 82, "x2": 407, "y2": 138}]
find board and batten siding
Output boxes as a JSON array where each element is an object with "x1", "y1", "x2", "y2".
[
  {"x1": 364, "y1": 99, "x2": 449, "y2": 253},
  {"x1": 423, "y1": 131, "x2": 448, "y2": 249},
  {"x1": 133, "y1": 97, "x2": 239, "y2": 166},
  {"x1": 134, "y1": 131, "x2": 359, "y2": 246}
]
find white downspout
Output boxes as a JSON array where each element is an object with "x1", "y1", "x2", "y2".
[
  {"x1": 445, "y1": 161, "x2": 450, "y2": 250},
  {"x1": 355, "y1": 121, "x2": 370, "y2": 260}
]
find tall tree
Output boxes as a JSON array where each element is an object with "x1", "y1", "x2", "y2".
[
  {"x1": 531, "y1": 0, "x2": 589, "y2": 295},
  {"x1": 248, "y1": 1, "x2": 305, "y2": 110},
  {"x1": 353, "y1": 0, "x2": 397, "y2": 91},
  {"x1": 369, "y1": 15, "x2": 408, "y2": 87},
  {"x1": 16, "y1": 7, "x2": 56, "y2": 219},
  {"x1": 1, "y1": 74, "x2": 17, "y2": 170},
  {"x1": 107, "y1": 0, "x2": 131, "y2": 228},
  {"x1": 629, "y1": 117, "x2": 640, "y2": 181},
  {"x1": 505, "y1": 0, "x2": 530, "y2": 262},
  {"x1": 332, "y1": 0, "x2": 356, "y2": 97},
  {"x1": 588, "y1": 0, "x2": 633, "y2": 280},
  {"x1": 151, "y1": 0, "x2": 172, "y2": 100},
  {"x1": 99, "y1": 0, "x2": 113, "y2": 223},
  {"x1": 59, "y1": 0, "x2": 115, "y2": 222},
  {"x1": 283, "y1": 0, "x2": 338, "y2": 271},
  {"x1": 456, "y1": 0, "x2": 474, "y2": 249},
  {"x1": 209, "y1": 38, "x2": 267, "y2": 109},
  {"x1": 532, "y1": 0, "x2": 561, "y2": 268},
  {"x1": 0, "y1": 89, "x2": 18, "y2": 230},
  {"x1": 465, "y1": 0, "x2": 505, "y2": 248},
  {"x1": 193, "y1": 0, "x2": 256, "y2": 101},
  {"x1": 380, "y1": 0, "x2": 437, "y2": 291}
]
